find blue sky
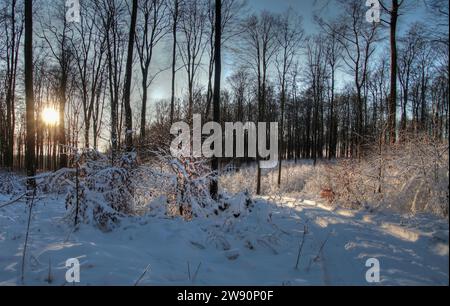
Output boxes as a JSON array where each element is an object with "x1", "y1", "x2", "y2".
[
  {"x1": 249, "y1": 0, "x2": 430, "y2": 33},
  {"x1": 249, "y1": 0, "x2": 322, "y2": 31},
  {"x1": 149, "y1": 0, "x2": 432, "y2": 102}
]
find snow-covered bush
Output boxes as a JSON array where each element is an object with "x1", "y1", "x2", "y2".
[
  {"x1": 151, "y1": 152, "x2": 218, "y2": 219},
  {"x1": 0, "y1": 171, "x2": 25, "y2": 195},
  {"x1": 220, "y1": 136, "x2": 448, "y2": 218},
  {"x1": 124, "y1": 151, "x2": 256, "y2": 221},
  {"x1": 387, "y1": 136, "x2": 449, "y2": 217},
  {"x1": 214, "y1": 190, "x2": 255, "y2": 219},
  {"x1": 65, "y1": 150, "x2": 137, "y2": 231},
  {"x1": 60, "y1": 147, "x2": 255, "y2": 229},
  {"x1": 304, "y1": 135, "x2": 449, "y2": 217},
  {"x1": 38, "y1": 168, "x2": 76, "y2": 194},
  {"x1": 220, "y1": 161, "x2": 314, "y2": 197}
]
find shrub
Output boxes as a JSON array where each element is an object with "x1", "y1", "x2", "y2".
[{"x1": 65, "y1": 151, "x2": 137, "y2": 231}]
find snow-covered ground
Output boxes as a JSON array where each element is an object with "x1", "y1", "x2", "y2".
[{"x1": 0, "y1": 191, "x2": 448, "y2": 286}]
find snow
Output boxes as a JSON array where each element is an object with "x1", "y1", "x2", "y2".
[{"x1": 0, "y1": 191, "x2": 448, "y2": 286}]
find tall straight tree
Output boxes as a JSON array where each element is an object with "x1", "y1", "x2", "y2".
[
  {"x1": 210, "y1": 0, "x2": 221, "y2": 200},
  {"x1": 320, "y1": 0, "x2": 379, "y2": 157},
  {"x1": 178, "y1": 0, "x2": 207, "y2": 123},
  {"x1": 71, "y1": 1, "x2": 106, "y2": 149},
  {"x1": 398, "y1": 23, "x2": 424, "y2": 136},
  {"x1": 324, "y1": 22, "x2": 342, "y2": 159},
  {"x1": 96, "y1": 0, "x2": 127, "y2": 162},
  {"x1": 3, "y1": 0, "x2": 23, "y2": 169},
  {"x1": 24, "y1": 0, "x2": 35, "y2": 187},
  {"x1": 40, "y1": 3, "x2": 72, "y2": 169},
  {"x1": 169, "y1": 0, "x2": 179, "y2": 126},
  {"x1": 276, "y1": 10, "x2": 303, "y2": 186},
  {"x1": 123, "y1": 0, "x2": 138, "y2": 152},
  {"x1": 380, "y1": 0, "x2": 404, "y2": 144},
  {"x1": 136, "y1": 0, "x2": 169, "y2": 141},
  {"x1": 204, "y1": 0, "x2": 245, "y2": 120},
  {"x1": 241, "y1": 13, "x2": 279, "y2": 195}
]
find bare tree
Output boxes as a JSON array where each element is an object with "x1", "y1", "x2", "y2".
[
  {"x1": 169, "y1": 0, "x2": 180, "y2": 126},
  {"x1": 240, "y1": 12, "x2": 279, "y2": 195},
  {"x1": 324, "y1": 21, "x2": 343, "y2": 159},
  {"x1": 305, "y1": 35, "x2": 328, "y2": 165},
  {"x1": 71, "y1": 2, "x2": 106, "y2": 148},
  {"x1": 1, "y1": 0, "x2": 23, "y2": 169},
  {"x1": 276, "y1": 10, "x2": 303, "y2": 186},
  {"x1": 209, "y1": 0, "x2": 222, "y2": 199},
  {"x1": 136, "y1": 0, "x2": 170, "y2": 141},
  {"x1": 92, "y1": 71, "x2": 107, "y2": 150},
  {"x1": 178, "y1": 0, "x2": 207, "y2": 123},
  {"x1": 96, "y1": 0, "x2": 127, "y2": 161},
  {"x1": 379, "y1": 0, "x2": 406, "y2": 144},
  {"x1": 398, "y1": 23, "x2": 425, "y2": 136},
  {"x1": 40, "y1": 2, "x2": 73, "y2": 168},
  {"x1": 24, "y1": 0, "x2": 35, "y2": 187},
  {"x1": 228, "y1": 67, "x2": 249, "y2": 124},
  {"x1": 426, "y1": 0, "x2": 449, "y2": 47},
  {"x1": 204, "y1": 0, "x2": 245, "y2": 120},
  {"x1": 319, "y1": 0, "x2": 379, "y2": 157},
  {"x1": 368, "y1": 55, "x2": 390, "y2": 135},
  {"x1": 123, "y1": 0, "x2": 138, "y2": 152}
]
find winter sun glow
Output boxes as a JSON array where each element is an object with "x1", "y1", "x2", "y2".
[{"x1": 42, "y1": 107, "x2": 59, "y2": 126}]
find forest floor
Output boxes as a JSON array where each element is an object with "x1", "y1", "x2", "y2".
[{"x1": 0, "y1": 185, "x2": 448, "y2": 285}]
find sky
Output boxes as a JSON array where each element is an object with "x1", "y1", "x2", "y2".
[
  {"x1": 147, "y1": 0, "x2": 431, "y2": 113},
  {"x1": 248, "y1": 0, "x2": 429, "y2": 33}
]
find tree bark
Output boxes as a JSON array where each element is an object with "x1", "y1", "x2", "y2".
[
  {"x1": 388, "y1": 0, "x2": 399, "y2": 144},
  {"x1": 25, "y1": 0, "x2": 35, "y2": 188},
  {"x1": 170, "y1": 0, "x2": 179, "y2": 126},
  {"x1": 210, "y1": 0, "x2": 221, "y2": 200},
  {"x1": 123, "y1": 0, "x2": 138, "y2": 152}
]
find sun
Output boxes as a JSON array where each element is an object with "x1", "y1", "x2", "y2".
[{"x1": 42, "y1": 107, "x2": 59, "y2": 126}]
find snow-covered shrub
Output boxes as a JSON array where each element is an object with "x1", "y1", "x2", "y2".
[
  {"x1": 220, "y1": 136, "x2": 448, "y2": 218},
  {"x1": 220, "y1": 161, "x2": 314, "y2": 197},
  {"x1": 126, "y1": 151, "x2": 257, "y2": 221},
  {"x1": 65, "y1": 150, "x2": 137, "y2": 231},
  {"x1": 37, "y1": 168, "x2": 77, "y2": 194},
  {"x1": 213, "y1": 190, "x2": 255, "y2": 219},
  {"x1": 388, "y1": 136, "x2": 449, "y2": 217},
  {"x1": 304, "y1": 135, "x2": 449, "y2": 217},
  {"x1": 0, "y1": 172, "x2": 25, "y2": 195},
  {"x1": 151, "y1": 152, "x2": 218, "y2": 219}
]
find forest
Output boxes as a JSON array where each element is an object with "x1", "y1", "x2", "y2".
[{"x1": 0, "y1": 0, "x2": 448, "y2": 286}]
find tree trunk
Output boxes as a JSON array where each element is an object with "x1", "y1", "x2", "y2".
[
  {"x1": 170, "y1": 0, "x2": 179, "y2": 126},
  {"x1": 388, "y1": 0, "x2": 399, "y2": 144},
  {"x1": 25, "y1": 0, "x2": 35, "y2": 188},
  {"x1": 277, "y1": 81, "x2": 285, "y2": 186},
  {"x1": 210, "y1": 0, "x2": 221, "y2": 200},
  {"x1": 59, "y1": 72, "x2": 68, "y2": 169},
  {"x1": 123, "y1": 0, "x2": 138, "y2": 152},
  {"x1": 140, "y1": 71, "x2": 148, "y2": 141},
  {"x1": 4, "y1": 0, "x2": 22, "y2": 169}
]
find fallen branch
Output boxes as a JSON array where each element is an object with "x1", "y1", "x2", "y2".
[
  {"x1": 192, "y1": 262, "x2": 202, "y2": 284},
  {"x1": 295, "y1": 224, "x2": 309, "y2": 269},
  {"x1": 21, "y1": 188, "x2": 37, "y2": 284},
  {"x1": 187, "y1": 261, "x2": 191, "y2": 281},
  {"x1": 314, "y1": 231, "x2": 332, "y2": 262},
  {"x1": 134, "y1": 264, "x2": 151, "y2": 286},
  {"x1": 0, "y1": 193, "x2": 27, "y2": 209}
]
